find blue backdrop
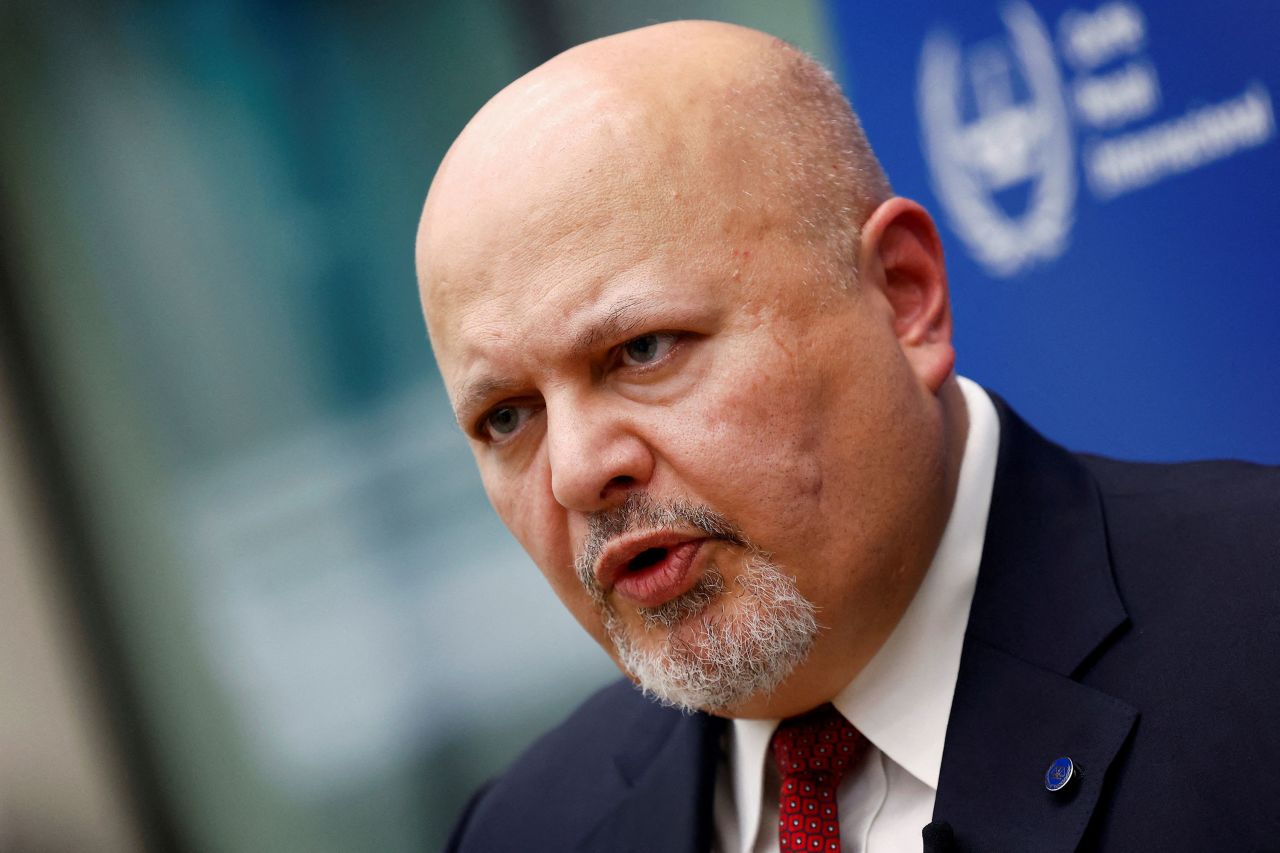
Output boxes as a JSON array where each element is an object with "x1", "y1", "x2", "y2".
[{"x1": 826, "y1": 0, "x2": 1279, "y2": 462}]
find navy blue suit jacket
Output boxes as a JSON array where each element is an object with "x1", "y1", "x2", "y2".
[{"x1": 446, "y1": 399, "x2": 1280, "y2": 852}]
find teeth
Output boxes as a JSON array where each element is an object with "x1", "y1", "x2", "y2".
[{"x1": 629, "y1": 547, "x2": 668, "y2": 572}]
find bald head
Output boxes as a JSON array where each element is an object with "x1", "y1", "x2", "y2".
[
  {"x1": 418, "y1": 21, "x2": 891, "y2": 304},
  {"x1": 415, "y1": 21, "x2": 963, "y2": 720}
]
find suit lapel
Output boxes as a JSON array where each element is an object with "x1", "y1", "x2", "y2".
[
  {"x1": 577, "y1": 708, "x2": 725, "y2": 853},
  {"x1": 935, "y1": 638, "x2": 1137, "y2": 852},
  {"x1": 934, "y1": 399, "x2": 1137, "y2": 852}
]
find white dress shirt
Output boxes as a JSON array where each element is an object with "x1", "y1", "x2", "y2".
[{"x1": 713, "y1": 377, "x2": 1000, "y2": 853}]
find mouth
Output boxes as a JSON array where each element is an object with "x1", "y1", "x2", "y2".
[{"x1": 594, "y1": 532, "x2": 708, "y2": 609}]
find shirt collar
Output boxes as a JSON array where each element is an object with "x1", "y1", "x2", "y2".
[{"x1": 726, "y1": 376, "x2": 1000, "y2": 846}]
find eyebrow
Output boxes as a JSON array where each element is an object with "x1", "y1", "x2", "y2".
[
  {"x1": 570, "y1": 295, "x2": 649, "y2": 353},
  {"x1": 452, "y1": 376, "x2": 524, "y2": 429},
  {"x1": 453, "y1": 295, "x2": 656, "y2": 427}
]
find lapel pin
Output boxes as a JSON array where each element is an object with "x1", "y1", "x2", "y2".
[{"x1": 1045, "y1": 756, "x2": 1078, "y2": 792}]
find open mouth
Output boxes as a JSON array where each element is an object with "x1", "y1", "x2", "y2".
[
  {"x1": 610, "y1": 540, "x2": 705, "y2": 608},
  {"x1": 627, "y1": 547, "x2": 669, "y2": 572}
]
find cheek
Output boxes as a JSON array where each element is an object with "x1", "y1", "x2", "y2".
[
  {"x1": 482, "y1": 461, "x2": 608, "y2": 640},
  {"x1": 651, "y1": 324, "x2": 909, "y2": 592},
  {"x1": 665, "y1": 364, "x2": 830, "y2": 525},
  {"x1": 486, "y1": 464, "x2": 566, "y2": 577}
]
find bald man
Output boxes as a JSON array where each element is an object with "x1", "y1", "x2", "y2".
[{"x1": 418, "y1": 21, "x2": 1280, "y2": 853}]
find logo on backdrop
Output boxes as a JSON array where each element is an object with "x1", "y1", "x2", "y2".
[
  {"x1": 919, "y1": 2, "x2": 1074, "y2": 278},
  {"x1": 918, "y1": 1, "x2": 1276, "y2": 278}
]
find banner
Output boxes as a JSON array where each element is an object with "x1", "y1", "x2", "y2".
[{"x1": 826, "y1": 0, "x2": 1279, "y2": 461}]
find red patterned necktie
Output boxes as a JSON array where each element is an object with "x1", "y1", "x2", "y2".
[{"x1": 770, "y1": 704, "x2": 866, "y2": 853}]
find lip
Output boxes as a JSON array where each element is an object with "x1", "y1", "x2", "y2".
[{"x1": 594, "y1": 530, "x2": 708, "y2": 606}]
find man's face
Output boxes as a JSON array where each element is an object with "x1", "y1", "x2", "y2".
[{"x1": 423, "y1": 145, "x2": 945, "y2": 716}]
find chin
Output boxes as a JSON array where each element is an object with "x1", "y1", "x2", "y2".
[{"x1": 603, "y1": 557, "x2": 820, "y2": 714}]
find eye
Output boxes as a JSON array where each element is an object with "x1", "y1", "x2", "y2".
[
  {"x1": 619, "y1": 332, "x2": 677, "y2": 367},
  {"x1": 481, "y1": 404, "x2": 533, "y2": 443}
]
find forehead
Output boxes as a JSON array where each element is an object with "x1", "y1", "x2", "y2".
[
  {"x1": 424, "y1": 185, "x2": 778, "y2": 385},
  {"x1": 426, "y1": 190, "x2": 715, "y2": 390},
  {"x1": 418, "y1": 76, "x2": 804, "y2": 406},
  {"x1": 423, "y1": 115, "x2": 668, "y2": 327}
]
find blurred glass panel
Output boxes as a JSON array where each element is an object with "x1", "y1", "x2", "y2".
[{"x1": 0, "y1": 1, "x2": 832, "y2": 849}]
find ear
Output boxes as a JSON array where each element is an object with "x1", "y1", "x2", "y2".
[{"x1": 857, "y1": 197, "x2": 954, "y2": 393}]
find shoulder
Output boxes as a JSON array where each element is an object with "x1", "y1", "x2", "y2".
[
  {"x1": 445, "y1": 679, "x2": 692, "y2": 852},
  {"x1": 1072, "y1": 453, "x2": 1280, "y2": 710},
  {"x1": 1078, "y1": 454, "x2": 1279, "y2": 570},
  {"x1": 1067, "y1": 456, "x2": 1280, "y2": 844},
  {"x1": 1080, "y1": 453, "x2": 1279, "y2": 511}
]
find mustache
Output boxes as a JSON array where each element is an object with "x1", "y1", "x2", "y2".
[{"x1": 574, "y1": 493, "x2": 748, "y2": 599}]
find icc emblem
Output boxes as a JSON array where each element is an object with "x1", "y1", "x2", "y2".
[
  {"x1": 1045, "y1": 756, "x2": 1077, "y2": 792},
  {"x1": 918, "y1": 2, "x2": 1076, "y2": 277}
]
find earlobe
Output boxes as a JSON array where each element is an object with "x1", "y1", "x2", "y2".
[{"x1": 858, "y1": 198, "x2": 955, "y2": 392}]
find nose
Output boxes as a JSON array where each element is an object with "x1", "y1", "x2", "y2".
[{"x1": 546, "y1": 395, "x2": 653, "y2": 513}]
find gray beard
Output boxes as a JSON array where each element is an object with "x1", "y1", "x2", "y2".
[
  {"x1": 603, "y1": 552, "x2": 818, "y2": 713},
  {"x1": 576, "y1": 495, "x2": 819, "y2": 714}
]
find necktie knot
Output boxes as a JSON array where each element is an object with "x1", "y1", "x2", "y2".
[
  {"x1": 771, "y1": 704, "x2": 864, "y2": 783},
  {"x1": 770, "y1": 704, "x2": 864, "y2": 853}
]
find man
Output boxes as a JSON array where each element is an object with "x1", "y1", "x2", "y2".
[{"x1": 417, "y1": 20, "x2": 1280, "y2": 853}]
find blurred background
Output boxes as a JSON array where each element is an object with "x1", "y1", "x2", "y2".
[{"x1": 0, "y1": 1, "x2": 1274, "y2": 851}]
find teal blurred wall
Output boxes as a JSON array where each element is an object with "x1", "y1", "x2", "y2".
[{"x1": 0, "y1": 2, "x2": 836, "y2": 850}]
